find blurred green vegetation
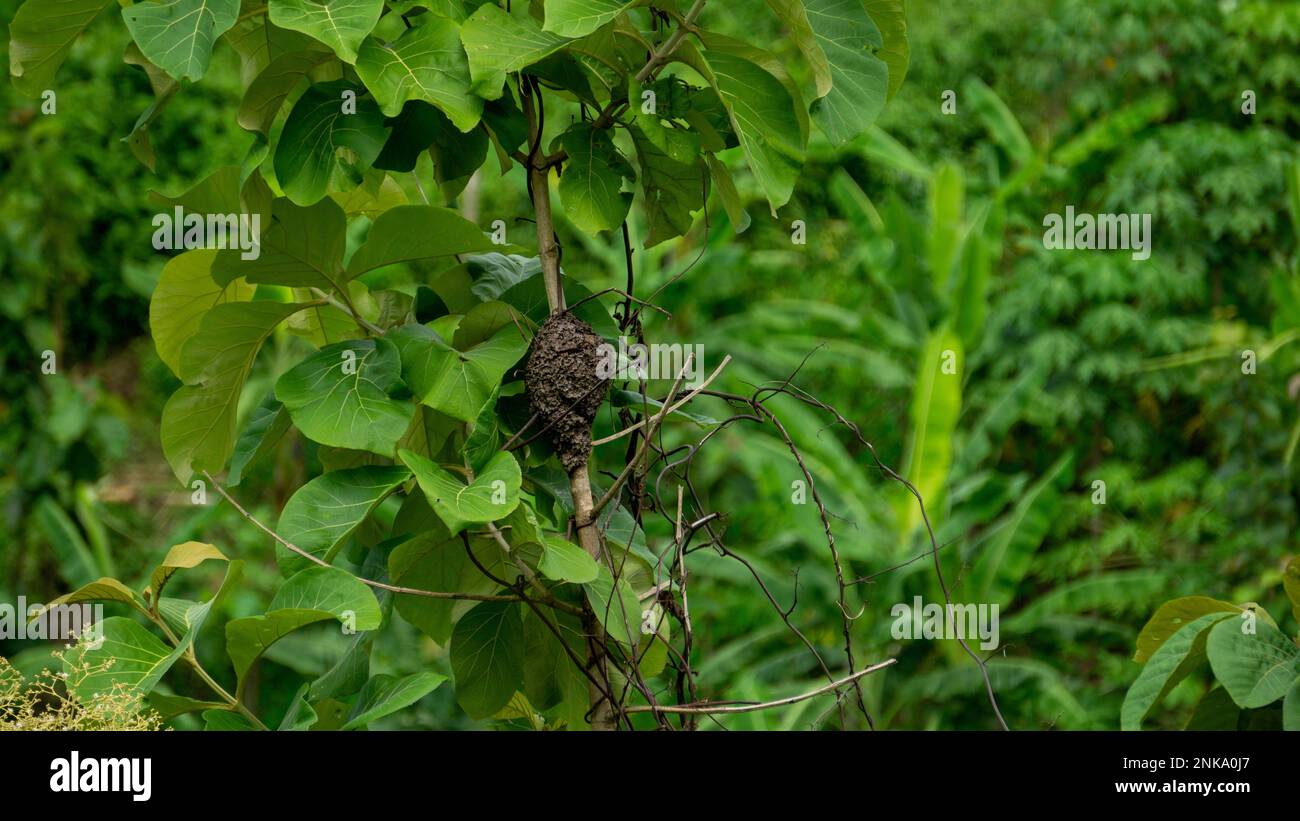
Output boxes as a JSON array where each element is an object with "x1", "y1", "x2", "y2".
[{"x1": 3, "y1": 0, "x2": 1299, "y2": 729}]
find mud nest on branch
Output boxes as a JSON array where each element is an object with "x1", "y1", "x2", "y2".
[{"x1": 524, "y1": 311, "x2": 608, "y2": 472}]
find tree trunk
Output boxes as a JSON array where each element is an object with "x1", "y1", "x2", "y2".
[{"x1": 529, "y1": 164, "x2": 618, "y2": 730}]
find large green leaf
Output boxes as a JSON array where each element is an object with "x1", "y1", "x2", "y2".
[
  {"x1": 238, "y1": 48, "x2": 335, "y2": 134},
  {"x1": 699, "y1": 48, "x2": 802, "y2": 212},
  {"x1": 1121, "y1": 612, "x2": 1234, "y2": 730},
  {"x1": 543, "y1": 0, "x2": 635, "y2": 38},
  {"x1": 275, "y1": 465, "x2": 412, "y2": 574},
  {"x1": 355, "y1": 17, "x2": 481, "y2": 129},
  {"x1": 390, "y1": 317, "x2": 527, "y2": 423},
  {"x1": 149, "y1": 249, "x2": 255, "y2": 378},
  {"x1": 226, "y1": 565, "x2": 382, "y2": 693},
  {"x1": 450, "y1": 600, "x2": 524, "y2": 719},
  {"x1": 273, "y1": 80, "x2": 390, "y2": 205},
  {"x1": 65, "y1": 617, "x2": 186, "y2": 700},
  {"x1": 628, "y1": 124, "x2": 705, "y2": 248},
  {"x1": 763, "y1": 1, "x2": 832, "y2": 97},
  {"x1": 267, "y1": 0, "x2": 383, "y2": 64},
  {"x1": 802, "y1": 0, "x2": 888, "y2": 145},
  {"x1": 341, "y1": 671, "x2": 447, "y2": 729},
  {"x1": 8, "y1": 0, "x2": 113, "y2": 97},
  {"x1": 1134, "y1": 596, "x2": 1243, "y2": 663},
  {"x1": 459, "y1": 3, "x2": 569, "y2": 98},
  {"x1": 122, "y1": 0, "x2": 240, "y2": 82},
  {"x1": 346, "y1": 205, "x2": 495, "y2": 279},
  {"x1": 555, "y1": 123, "x2": 633, "y2": 235},
  {"x1": 399, "y1": 449, "x2": 521, "y2": 535},
  {"x1": 275, "y1": 338, "x2": 414, "y2": 455},
  {"x1": 863, "y1": 0, "x2": 909, "y2": 99},
  {"x1": 161, "y1": 301, "x2": 309, "y2": 485},
  {"x1": 215, "y1": 196, "x2": 347, "y2": 290},
  {"x1": 898, "y1": 325, "x2": 962, "y2": 537},
  {"x1": 1206, "y1": 618, "x2": 1300, "y2": 709},
  {"x1": 389, "y1": 528, "x2": 507, "y2": 643}
]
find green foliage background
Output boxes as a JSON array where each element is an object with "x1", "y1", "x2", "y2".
[{"x1": 3, "y1": 0, "x2": 1299, "y2": 729}]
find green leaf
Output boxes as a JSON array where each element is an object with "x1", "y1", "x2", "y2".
[
  {"x1": 1284, "y1": 678, "x2": 1300, "y2": 731},
  {"x1": 763, "y1": 1, "x2": 832, "y2": 98},
  {"x1": 203, "y1": 709, "x2": 259, "y2": 730},
  {"x1": 555, "y1": 123, "x2": 633, "y2": 235},
  {"x1": 897, "y1": 325, "x2": 962, "y2": 537},
  {"x1": 543, "y1": 0, "x2": 635, "y2": 38},
  {"x1": 161, "y1": 301, "x2": 309, "y2": 485},
  {"x1": 355, "y1": 17, "x2": 481, "y2": 129},
  {"x1": 238, "y1": 47, "x2": 334, "y2": 134},
  {"x1": 1134, "y1": 596, "x2": 1243, "y2": 663},
  {"x1": 539, "y1": 537, "x2": 598, "y2": 584},
  {"x1": 802, "y1": 0, "x2": 888, "y2": 145},
  {"x1": 149, "y1": 250, "x2": 255, "y2": 378},
  {"x1": 390, "y1": 319, "x2": 528, "y2": 423},
  {"x1": 704, "y1": 153, "x2": 750, "y2": 234},
  {"x1": 275, "y1": 338, "x2": 415, "y2": 456},
  {"x1": 450, "y1": 600, "x2": 524, "y2": 720},
  {"x1": 628, "y1": 124, "x2": 705, "y2": 248},
  {"x1": 8, "y1": 0, "x2": 112, "y2": 97},
  {"x1": 148, "y1": 693, "x2": 226, "y2": 721},
  {"x1": 346, "y1": 204, "x2": 495, "y2": 279},
  {"x1": 1184, "y1": 686, "x2": 1241, "y2": 731},
  {"x1": 44, "y1": 578, "x2": 146, "y2": 614},
  {"x1": 341, "y1": 671, "x2": 447, "y2": 729},
  {"x1": 267, "y1": 0, "x2": 383, "y2": 64},
  {"x1": 863, "y1": 0, "x2": 909, "y2": 99},
  {"x1": 460, "y1": 3, "x2": 569, "y2": 98},
  {"x1": 1206, "y1": 617, "x2": 1300, "y2": 709},
  {"x1": 226, "y1": 565, "x2": 382, "y2": 693},
  {"x1": 65, "y1": 617, "x2": 186, "y2": 700},
  {"x1": 399, "y1": 449, "x2": 521, "y2": 536},
  {"x1": 147, "y1": 541, "x2": 227, "y2": 602},
  {"x1": 273, "y1": 80, "x2": 390, "y2": 205},
  {"x1": 698, "y1": 48, "x2": 802, "y2": 212},
  {"x1": 216, "y1": 196, "x2": 348, "y2": 290},
  {"x1": 1121, "y1": 612, "x2": 1233, "y2": 730},
  {"x1": 275, "y1": 465, "x2": 412, "y2": 574},
  {"x1": 389, "y1": 529, "x2": 506, "y2": 643},
  {"x1": 927, "y1": 161, "x2": 965, "y2": 293},
  {"x1": 31, "y1": 496, "x2": 97, "y2": 586},
  {"x1": 122, "y1": 0, "x2": 240, "y2": 82},
  {"x1": 966, "y1": 454, "x2": 1071, "y2": 610},
  {"x1": 584, "y1": 565, "x2": 641, "y2": 646},
  {"x1": 228, "y1": 397, "x2": 292, "y2": 485}
]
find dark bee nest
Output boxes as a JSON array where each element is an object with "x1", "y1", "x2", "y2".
[{"x1": 524, "y1": 311, "x2": 608, "y2": 472}]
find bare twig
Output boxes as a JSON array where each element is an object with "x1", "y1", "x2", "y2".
[{"x1": 625, "y1": 659, "x2": 896, "y2": 715}]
